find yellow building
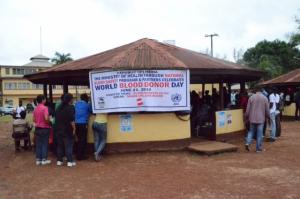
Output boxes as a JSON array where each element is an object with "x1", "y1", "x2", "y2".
[{"x1": 0, "y1": 55, "x2": 89, "y2": 107}]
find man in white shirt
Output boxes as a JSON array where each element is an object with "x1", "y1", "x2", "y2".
[
  {"x1": 269, "y1": 88, "x2": 280, "y2": 141},
  {"x1": 16, "y1": 101, "x2": 25, "y2": 118}
]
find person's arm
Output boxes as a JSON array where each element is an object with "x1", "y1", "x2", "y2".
[
  {"x1": 44, "y1": 107, "x2": 50, "y2": 124},
  {"x1": 71, "y1": 121, "x2": 76, "y2": 135},
  {"x1": 245, "y1": 98, "x2": 251, "y2": 120},
  {"x1": 70, "y1": 106, "x2": 76, "y2": 135},
  {"x1": 265, "y1": 99, "x2": 270, "y2": 119}
]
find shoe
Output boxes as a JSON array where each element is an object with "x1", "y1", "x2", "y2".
[
  {"x1": 245, "y1": 144, "x2": 250, "y2": 151},
  {"x1": 94, "y1": 153, "x2": 101, "y2": 161},
  {"x1": 269, "y1": 138, "x2": 276, "y2": 142},
  {"x1": 36, "y1": 160, "x2": 42, "y2": 165},
  {"x1": 256, "y1": 149, "x2": 266, "y2": 153},
  {"x1": 56, "y1": 161, "x2": 63, "y2": 166},
  {"x1": 41, "y1": 160, "x2": 51, "y2": 165},
  {"x1": 67, "y1": 162, "x2": 76, "y2": 167}
]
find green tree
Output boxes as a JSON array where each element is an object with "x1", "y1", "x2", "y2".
[
  {"x1": 289, "y1": 12, "x2": 300, "y2": 46},
  {"x1": 51, "y1": 52, "x2": 73, "y2": 65},
  {"x1": 243, "y1": 39, "x2": 300, "y2": 80}
]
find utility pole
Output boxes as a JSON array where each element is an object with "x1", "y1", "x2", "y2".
[{"x1": 205, "y1": 33, "x2": 218, "y2": 57}]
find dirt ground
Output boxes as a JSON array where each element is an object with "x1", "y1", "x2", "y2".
[{"x1": 0, "y1": 119, "x2": 300, "y2": 199}]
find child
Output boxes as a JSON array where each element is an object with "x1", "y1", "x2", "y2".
[{"x1": 12, "y1": 111, "x2": 31, "y2": 151}]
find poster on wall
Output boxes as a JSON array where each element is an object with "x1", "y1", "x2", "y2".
[
  {"x1": 89, "y1": 69, "x2": 190, "y2": 113},
  {"x1": 120, "y1": 115, "x2": 133, "y2": 132},
  {"x1": 218, "y1": 111, "x2": 226, "y2": 127},
  {"x1": 227, "y1": 113, "x2": 232, "y2": 125}
]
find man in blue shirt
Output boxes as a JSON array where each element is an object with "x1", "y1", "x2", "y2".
[{"x1": 75, "y1": 94, "x2": 92, "y2": 160}]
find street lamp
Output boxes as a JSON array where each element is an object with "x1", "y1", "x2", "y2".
[{"x1": 205, "y1": 33, "x2": 218, "y2": 57}]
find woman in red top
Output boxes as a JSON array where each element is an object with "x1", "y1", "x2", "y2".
[
  {"x1": 33, "y1": 95, "x2": 51, "y2": 165},
  {"x1": 239, "y1": 91, "x2": 249, "y2": 113}
]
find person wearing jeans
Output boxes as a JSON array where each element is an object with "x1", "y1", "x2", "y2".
[
  {"x1": 55, "y1": 93, "x2": 76, "y2": 167},
  {"x1": 245, "y1": 88, "x2": 270, "y2": 152},
  {"x1": 269, "y1": 90, "x2": 279, "y2": 141},
  {"x1": 92, "y1": 114, "x2": 107, "y2": 161},
  {"x1": 246, "y1": 123, "x2": 264, "y2": 152},
  {"x1": 269, "y1": 112, "x2": 276, "y2": 139},
  {"x1": 33, "y1": 95, "x2": 51, "y2": 165},
  {"x1": 75, "y1": 94, "x2": 92, "y2": 160},
  {"x1": 56, "y1": 132, "x2": 74, "y2": 164}
]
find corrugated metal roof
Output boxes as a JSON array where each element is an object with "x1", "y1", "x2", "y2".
[
  {"x1": 25, "y1": 38, "x2": 263, "y2": 85},
  {"x1": 40, "y1": 38, "x2": 259, "y2": 72},
  {"x1": 261, "y1": 68, "x2": 300, "y2": 86}
]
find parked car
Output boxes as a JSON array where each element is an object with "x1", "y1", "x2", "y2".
[
  {"x1": 0, "y1": 107, "x2": 4, "y2": 116},
  {"x1": 2, "y1": 106, "x2": 15, "y2": 115}
]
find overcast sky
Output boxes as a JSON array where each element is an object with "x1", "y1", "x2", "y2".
[{"x1": 0, "y1": 0, "x2": 299, "y2": 65}]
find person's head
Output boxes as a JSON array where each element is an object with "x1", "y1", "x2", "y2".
[
  {"x1": 20, "y1": 110, "x2": 26, "y2": 119},
  {"x1": 205, "y1": 90, "x2": 209, "y2": 95},
  {"x1": 19, "y1": 101, "x2": 22, "y2": 106},
  {"x1": 212, "y1": 88, "x2": 217, "y2": 94},
  {"x1": 62, "y1": 93, "x2": 73, "y2": 105},
  {"x1": 80, "y1": 93, "x2": 89, "y2": 102},
  {"x1": 36, "y1": 95, "x2": 46, "y2": 104}
]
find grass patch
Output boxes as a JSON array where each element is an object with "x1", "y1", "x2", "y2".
[
  {"x1": 0, "y1": 113, "x2": 33, "y2": 123},
  {"x1": 0, "y1": 115, "x2": 13, "y2": 122}
]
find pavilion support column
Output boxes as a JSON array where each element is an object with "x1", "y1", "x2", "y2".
[
  {"x1": 202, "y1": 83, "x2": 205, "y2": 98},
  {"x1": 219, "y1": 82, "x2": 224, "y2": 109},
  {"x1": 49, "y1": 84, "x2": 53, "y2": 104},
  {"x1": 43, "y1": 84, "x2": 48, "y2": 99},
  {"x1": 240, "y1": 82, "x2": 245, "y2": 93},
  {"x1": 63, "y1": 84, "x2": 68, "y2": 94},
  {"x1": 228, "y1": 83, "x2": 232, "y2": 94}
]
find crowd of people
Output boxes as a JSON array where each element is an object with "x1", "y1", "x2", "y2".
[
  {"x1": 12, "y1": 93, "x2": 107, "y2": 167},
  {"x1": 190, "y1": 86, "x2": 288, "y2": 152},
  {"x1": 245, "y1": 87, "x2": 283, "y2": 152},
  {"x1": 190, "y1": 87, "x2": 249, "y2": 134}
]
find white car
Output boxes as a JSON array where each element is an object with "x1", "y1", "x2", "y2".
[{"x1": 2, "y1": 106, "x2": 15, "y2": 115}]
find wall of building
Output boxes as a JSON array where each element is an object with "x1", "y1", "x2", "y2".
[
  {"x1": 283, "y1": 103, "x2": 296, "y2": 117},
  {"x1": 215, "y1": 109, "x2": 245, "y2": 134},
  {"x1": 87, "y1": 113, "x2": 191, "y2": 143}
]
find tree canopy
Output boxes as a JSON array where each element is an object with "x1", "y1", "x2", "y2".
[
  {"x1": 242, "y1": 11, "x2": 300, "y2": 81},
  {"x1": 51, "y1": 52, "x2": 73, "y2": 65},
  {"x1": 243, "y1": 39, "x2": 300, "y2": 80}
]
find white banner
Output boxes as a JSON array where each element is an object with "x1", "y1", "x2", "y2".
[{"x1": 89, "y1": 69, "x2": 190, "y2": 113}]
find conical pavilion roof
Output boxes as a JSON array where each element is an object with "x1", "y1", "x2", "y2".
[{"x1": 25, "y1": 38, "x2": 262, "y2": 85}]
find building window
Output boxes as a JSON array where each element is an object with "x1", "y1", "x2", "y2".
[
  {"x1": 32, "y1": 84, "x2": 43, "y2": 89},
  {"x1": 4, "y1": 82, "x2": 17, "y2": 90},
  {"x1": 24, "y1": 69, "x2": 36, "y2": 75},
  {"x1": 18, "y1": 82, "x2": 31, "y2": 89},
  {"x1": 12, "y1": 68, "x2": 25, "y2": 75},
  {"x1": 5, "y1": 68, "x2": 10, "y2": 75}
]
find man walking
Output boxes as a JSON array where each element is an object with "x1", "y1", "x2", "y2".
[{"x1": 245, "y1": 87, "x2": 270, "y2": 152}]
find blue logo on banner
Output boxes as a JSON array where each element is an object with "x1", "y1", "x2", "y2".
[{"x1": 171, "y1": 93, "x2": 182, "y2": 103}]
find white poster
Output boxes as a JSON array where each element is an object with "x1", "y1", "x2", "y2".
[
  {"x1": 89, "y1": 69, "x2": 190, "y2": 113},
  {"x1": 120, "y1": 115, "x2": 133, "y2": 132}
]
